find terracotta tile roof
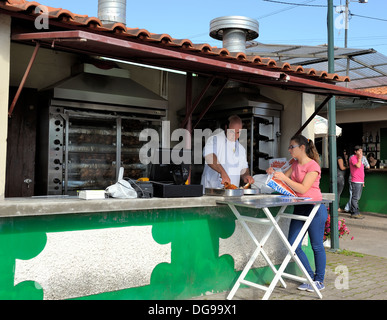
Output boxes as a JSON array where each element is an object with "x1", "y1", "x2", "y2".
[
  {"x1": 362, "y1": 86, "x2": 387, "y2": 95},
  {"x1": 0, "y1": 0, "x2": 350, "y2": 83}
]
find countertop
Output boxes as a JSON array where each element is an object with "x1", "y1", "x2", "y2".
[
  {"x1": 365, "y1": 168, "x2": 387, "y2": 172},
  {"x1": 0, "y1": 193, "x2": 335, "y2": 218}
]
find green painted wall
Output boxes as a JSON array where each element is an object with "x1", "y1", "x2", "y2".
[
  {"x1": 0, "y1": 206, "x2": 313, "y2": 300},
  {"x1": 321, "y1": 169, "x2": 387, "y2": 214}
]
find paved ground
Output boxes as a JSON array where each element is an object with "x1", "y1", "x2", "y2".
[
  {"x1": 338, "y1": 211, "x2": 387, "y2": 258},
  {"x1": 192, "y1": 211, "x2": 387, "y2": 300}
]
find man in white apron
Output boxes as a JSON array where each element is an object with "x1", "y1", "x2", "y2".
[{"x1": 201, "y1": 115, "x2": 254, "y2": 190}]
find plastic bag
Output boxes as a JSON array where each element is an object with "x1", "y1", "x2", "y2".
[
  {"x1": 105, "y1": 179, "x2": 138, "y2": 199},
  {"x1": 252, "y1": 174, "x2": 274, "y2": 194}
]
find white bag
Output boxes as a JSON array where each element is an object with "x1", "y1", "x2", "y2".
[
  {"x1": 252, "y1": 174, "x2": 274, "y2": 194},
  {"x1": 105, "y1": 179, "x2": 137, "y2": 199}
]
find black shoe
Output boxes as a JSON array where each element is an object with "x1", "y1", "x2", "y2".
[{"x1": 351, "y1": 213, "x2": 364, "y2": 219}]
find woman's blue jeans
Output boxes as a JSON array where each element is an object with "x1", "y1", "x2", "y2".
[{"x1": 287, "y1": 204, "x2": 328, "y2": 283}]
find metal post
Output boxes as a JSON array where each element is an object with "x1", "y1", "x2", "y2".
[
  {"x1": 327, "y1": 0, "x2": 339, "y2": 251},
  {"x1": 185, "y1": 72, "x2": 193, "y2": 184},
  {"x1": 295, "y1": 94, "x2": 332, "y2": 136},
  {"x1": 344, "y1": 0, "x2": 349, "y2": 48},
  {"x1": 345, "y1": 0, "x2": 350, "y2": 87},
  {"x1": 180, "y1": 76, "x2": 215, "y2": 129},
  {"x1": 8, "y1": 42, "x2": 40, "y2": 117},
  {"x1": 192, "y1": 79, "x2": 228, "y2": 130}
]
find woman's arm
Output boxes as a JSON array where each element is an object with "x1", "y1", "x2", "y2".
[
  {"x1": 338, "y1": 158, "x2": 346, "y2": 170},
  {"x1": 266, "y1": 166, "x2": 292, "y2": 177}
]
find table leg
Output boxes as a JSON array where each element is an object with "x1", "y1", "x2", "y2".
[
  {"x1": 226, "y1": 204, "x2": 287, "y2": 300},
  {"x1": 228, "y1": 205, "x2": 288, "y2": 287},
  {"x1": 262, "y1": 204, "x2": 322, "y2": 299}
]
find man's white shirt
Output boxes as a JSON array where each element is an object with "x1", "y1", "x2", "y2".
[{"x1": 201, "y1": 131, "x2": 248, "y2": 189}]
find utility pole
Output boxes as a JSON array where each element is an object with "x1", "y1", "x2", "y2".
[
  {"x1": 344, "y1": 1, "x2": 368, "y2": 85},
  {"x1": 344, "y1": 0, "x2": 349, "y2": 48},
  {"x1": 327, "y1": 0, "x2": 339, "y2": 251},
  {"x1": 345, "y1": 0, "x2": 350, "y2": 87}
]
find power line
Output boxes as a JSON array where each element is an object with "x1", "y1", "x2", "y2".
[
  {"x1": 258, "y1": 0, "x2": 319, "y2": 19},
  {"x1": 262, "y1": 0, "x2": 326, "y2": 7},
  {"x1": 262, "y1": 0, "x2": 387, "y2": 23},
  {"x1": 350, "y1": 13, "x2": 387, "y2": 23}
]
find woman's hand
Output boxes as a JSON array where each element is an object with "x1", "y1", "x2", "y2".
[
  {"x1": 273, "y1": 171, "x2": 287, "y2": 181},
  {"x1": 266, "y1": 167, "x2": 275, "y2": 175}
]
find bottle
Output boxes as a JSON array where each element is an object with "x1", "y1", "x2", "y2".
[
  {"x1": 376, "y1": 132, "x2": 379, "y2": 143},
  {"x1": 369, "y1": 132, "x2": 373, "y2": 143},
  {"x1": 365, "y1": 132, "x2": 369, "y2": 143}
]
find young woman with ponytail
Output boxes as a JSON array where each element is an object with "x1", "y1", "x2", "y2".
[{"x1": 266, "y1": 134, "x2": 327, "y2": 292}]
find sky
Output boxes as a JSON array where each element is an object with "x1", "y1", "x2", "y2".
[{"x1": 42, "y1": 0, "x2": 387, "y2": 56}]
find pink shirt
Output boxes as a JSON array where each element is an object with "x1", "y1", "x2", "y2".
[
  {"x1": 291, "y1": 159, "x2": 322, "y2": 200},
  {"x1": 349, "y1": 155, "x2": 365, "y2": 183}
]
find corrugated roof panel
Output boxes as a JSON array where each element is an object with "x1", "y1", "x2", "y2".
[{"x1": 249, "y1": 45, "x2": 387, "y2": 90}]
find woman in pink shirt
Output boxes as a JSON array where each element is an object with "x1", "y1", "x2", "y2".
[{"x1": 267, "y1": 134, "x2": 327, "y2": 292}]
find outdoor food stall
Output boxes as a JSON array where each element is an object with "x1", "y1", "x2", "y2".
[{"x1": 1, "y1": 1, "x2": 386, "y2": 301}]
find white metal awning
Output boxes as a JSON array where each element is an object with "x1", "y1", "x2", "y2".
[{"x1": 247, "y1": 43, "x2": 387, "y2": 90}]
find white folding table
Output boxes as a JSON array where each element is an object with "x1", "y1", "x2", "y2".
[{"x1": 217, "y1": 196, "x2": 331, "y2": 300}]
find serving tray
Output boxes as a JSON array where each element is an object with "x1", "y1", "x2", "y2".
[
  {"x1": 243, "y1": 188, "x2": 259, "y2": 195},
  {"x1": 205, "y1": 188, "x2": 244, "y2": 197}
]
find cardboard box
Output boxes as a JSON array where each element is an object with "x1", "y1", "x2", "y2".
[{"x1": 78, "y1": 190, "x2": 106, "y2": 200}]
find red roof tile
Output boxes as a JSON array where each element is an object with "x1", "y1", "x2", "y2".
[
  {"x1": 362, "y1": 86, "x2": 387, "y2": 95},
  {"x1": 0, "y1": 0, "x2": 350, "y2": 83}
]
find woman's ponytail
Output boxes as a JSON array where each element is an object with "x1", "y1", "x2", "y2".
[{"x1": 307, "y1": 138, "x2": 320, "y2": 164}]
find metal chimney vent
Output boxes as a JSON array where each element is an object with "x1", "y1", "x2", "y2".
[
  {"x1": 210, "y1": 16, "x2": 259, "y2": 53},
  {"x1": 98, "y1": 0, "x2": 127, "y2": 25}
]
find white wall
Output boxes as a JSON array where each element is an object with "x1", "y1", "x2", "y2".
[
  {"x1": 261, "y1": 87, "x2": 314, "y2": 158},
  {"x1": 10, "y1": 43, "x2": 78, "y2": 90},
  {"x1": 0, "y1": 14, "x2": 11, "y2": 199},
  {"x1": 301, "y1": 93, "x2": 316, "y2": 138},
  {"x1": 335, "y1": 107, "x2": 387, "y2": 124}
]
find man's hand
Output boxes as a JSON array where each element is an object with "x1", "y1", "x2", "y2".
[
  {"x1": 354, "y1": 149, "x2": 363, "y2": 168},
  {"x1": 356, "y1": 149, "x2": 363, "y2": 160},
  {"x1": 221, "y1": 172, "x2": 231, "y2": 185},
  {"x1": 243, "y1": 175, "x2": 255, "y2": 184}
]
